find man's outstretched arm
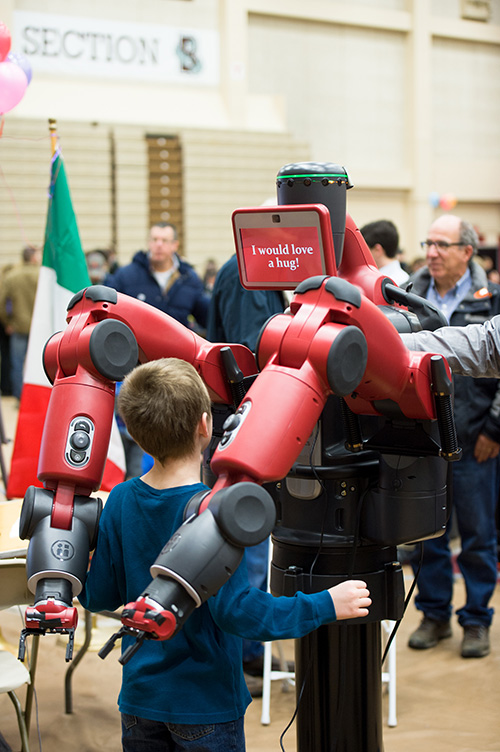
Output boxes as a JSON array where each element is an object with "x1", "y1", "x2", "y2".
[{"x1": 401, "y1": 315, "x2": 500, "y2": 378}]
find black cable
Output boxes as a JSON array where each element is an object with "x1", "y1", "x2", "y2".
[
  {"x1": 378, "y1": 449, "x2": 423, "y2": 666},
  {"x1": 381, "y1": 540, "x2": 424, "y2": 666},
  {"x1": 347, "y1": 483, "x2": 374, "y2": 580},
  {"x1": 279, "y1": 424, "x2": 327, "y2": 752},
  {"x1": 307, "y1": 426, "x2": 329, "y2": 584},
  {"x1": 279, "y1": 652, "x2": 313, "y2": 751},
  {"x1": 329, "y1": 481, "x2": 375, "y2": 752},
  {"x1": 279, "y1": 424, "x2": 375, "y2": 752}
]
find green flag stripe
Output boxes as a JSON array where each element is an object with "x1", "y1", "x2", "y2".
[{"x1": 43, "y1": 153, "x2": 91, "y2": 293}]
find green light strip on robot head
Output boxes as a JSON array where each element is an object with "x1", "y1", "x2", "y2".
[{"x1": 277, "y1": 173, "x2": 348, "y2": 180}]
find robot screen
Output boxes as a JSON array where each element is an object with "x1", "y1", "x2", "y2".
[{"x1": 232, "y1": 203, "x2": 337, "y2": 290}]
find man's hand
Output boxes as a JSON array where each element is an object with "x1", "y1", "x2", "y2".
[
  {"x1": 474, "y1": 433, "x2": 500, "y2": 463},
  {"x1": 328, "y1": 580, "x2": 371, "y2": 620}
]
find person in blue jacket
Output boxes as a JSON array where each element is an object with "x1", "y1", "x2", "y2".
[
  {"x1": 79, "y1": 357, "x2": 371, "y2": 752},
  {"x1": 206, "y1": 253, "x2": 287, "y2": 687},
  {"x1": 206, "y1": 254, "x2": 285, "y2": 350},
  {"x1": 105, "y1": 223, "x2": 210, "y2": 331}
]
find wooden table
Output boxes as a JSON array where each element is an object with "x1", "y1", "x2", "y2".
[{"x1": 0, "y1": 499, "x2": 27, "y2": 560}]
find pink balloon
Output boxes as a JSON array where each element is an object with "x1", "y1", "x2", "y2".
[
  {"x1": 0, "y1": 22, "x2": 11, "y2": 62},
  {"x1": 0, "y1": 61, "x2": 28, "y2": 114}
]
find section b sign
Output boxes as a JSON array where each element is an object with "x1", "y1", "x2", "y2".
[{"x1": 13, "y1": 11, "x2": 219, "y2": 85}]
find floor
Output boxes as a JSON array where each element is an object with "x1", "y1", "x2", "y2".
[{"x1": 0, "y1": 395, "x2": 499, "y2": 752}]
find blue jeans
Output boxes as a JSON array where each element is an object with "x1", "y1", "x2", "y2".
[
  {"x1": 121, "y1": 714, "x2": 245, "y2": 752},
  {"x1": 412, "y1": 448, "x2": 498, "y2": 627},
  {"x1": 242, "y1": 538, "x2": 269, "y2": 662},
  {"x1": 10, "y1": 332, "x2": 28, "y2": 400}
]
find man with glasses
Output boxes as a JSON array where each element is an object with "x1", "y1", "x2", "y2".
[{"x1": 403, "y1": 214, "x2": 500, "y2": 658}]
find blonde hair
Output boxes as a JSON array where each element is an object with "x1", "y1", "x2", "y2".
[{"x1": 117, "y1": 358, "x2": 211, "y2": 463}]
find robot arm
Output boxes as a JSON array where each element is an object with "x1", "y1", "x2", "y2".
[
  {"x1": 18, "y1": 285, "x2": 257, "y2": 660},
  {"x1": 19, "y1": 246, "x2": 458, "y2": 663},
  {"x1": 99, "y1": 482, "x2": 276, "y2": 664},
  {"x1": 104, "y1": 273, "x2": 459, "y2": 661}
]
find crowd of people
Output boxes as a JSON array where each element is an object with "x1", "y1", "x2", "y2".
[{"x1": 1, "y1": 210, "x2": 500, "y2": 751}]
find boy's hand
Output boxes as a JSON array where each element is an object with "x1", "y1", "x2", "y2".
[{"x1": 329, "y1": 580, "x2": 371, "y2": 620}]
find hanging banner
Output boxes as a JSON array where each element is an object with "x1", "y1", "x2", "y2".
[{"x1": 13, "y1": 11, "x2": 219, "y2": 85}]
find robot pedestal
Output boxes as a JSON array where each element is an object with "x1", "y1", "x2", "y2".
[
  {"x1": 296, "y1": 621, "x2": 383, "y2": 751},
  {"x1": 272, "y1": 532, "x2": 403, "y2": 752},
  {"x1": 267, "y1": 404, "x2": 424, "y2": 752},
  {"x1": 272, "y1": 533, "x2": 401, "y2": 752}
]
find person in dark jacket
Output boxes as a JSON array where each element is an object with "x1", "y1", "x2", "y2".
[
  {"x1": 105, "y1": 223, "x2": 209, "y2": 331},
  {"x1": 206, "y1": 254, "x2": 284, "y2": 351},
  {"x1": 0, "y1": 246, "x2": 41, "y2": 400},
  {"x1": 404, "y1": 214, "x2": 500, "y2": 659},
  {"x1": 206, "y1": 253, "x2": 286, "y2": 694},
  {"x1": 105, "y1": 222, "x2": 210, "y2": 478}
]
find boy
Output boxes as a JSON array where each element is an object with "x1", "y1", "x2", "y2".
[{"x1": 79, "y1": 358, "x2": 371, "y2": 752}]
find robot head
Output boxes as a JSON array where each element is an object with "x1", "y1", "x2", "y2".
[{"x1": 277, "y1": 162, "x2": 352, "y2": 267}]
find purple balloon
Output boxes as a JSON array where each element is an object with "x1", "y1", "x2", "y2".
[{"x1": 7, "y1": 51, "x2": 32, "y2": 84}]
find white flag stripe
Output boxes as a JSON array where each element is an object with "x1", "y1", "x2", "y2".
[{"x1": 24, "y1": 266, "x2": 71, "y2": 386}]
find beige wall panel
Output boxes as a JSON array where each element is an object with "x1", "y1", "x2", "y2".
[
  {"x1": 50, "y1": 122, "x2": 113, "y2": 253},
  {"x1": 431, "y1": 36, "x2": 500, "y2": 245},
  {"x1": 11, "y1": 0, "x2": 219, "y2": 27},
  {"x1": 0, "y1": 118, "x2": 58, "y2": 262},
  {"x1": 432, "y1": 38, "x2": 500, "y2": 172},
  {"x1": 248, "y1": 15, "x2": 408, "y2": 178},
  {"x1": 113, "y1": 126, "x2": 149, "y2": 263},
  {"x1": 347, "y1": 187, "x2": 413, "y2": 259},
  {"x1": 334, "y1": 0, "x2": 406, "y2": 8},
  {"x1": 181, "y1": 129, "x2": 309, "y2": 273},
  {"x1": 433, "y1": 158, "x2": 500, "y2": 202},
  {"x1": 432, "y1": 0, "x2": 500, "y2": 25},
  {"x1": 0, "y1": 118, "x2": 113, "y2": 263},
  {"x1": 445, "y1": 202, "x2": 500, "y2": 247}
]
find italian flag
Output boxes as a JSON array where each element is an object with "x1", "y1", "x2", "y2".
[{"x1": 6, "y1": 146, "x2": 126, "y2": 498}]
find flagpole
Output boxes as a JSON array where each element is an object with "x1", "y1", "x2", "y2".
[{"x1": 48, "y1": 118, "x2": 58, "y2": 157}]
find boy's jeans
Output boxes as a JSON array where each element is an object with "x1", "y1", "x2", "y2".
[{"x1": 121, "y1": 714, "x2": 245, "y2": 752}]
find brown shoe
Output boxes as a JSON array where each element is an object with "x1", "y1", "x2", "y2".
[
  {"x1": 408, "y1": 616, "x2": 452, "y2": 649},
  {"x1": 461, "y1": 625, "x2": 490, "y2": 658}
]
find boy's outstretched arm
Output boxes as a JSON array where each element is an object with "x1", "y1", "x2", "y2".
[
  {"x1": 329, "y1": 580, "x2": 371, "y2": 620},
  {"x1": 204, "y1": 560, "x2": 371, "y2": 645}
]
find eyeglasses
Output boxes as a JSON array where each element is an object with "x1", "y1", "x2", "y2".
[{"x1": 420, "y1": 240, "x2": 466, "y2": 251}]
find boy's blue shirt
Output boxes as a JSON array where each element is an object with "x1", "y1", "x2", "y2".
[{"x1": 79, "y1": 477, "x2": 336, "y2": 724}]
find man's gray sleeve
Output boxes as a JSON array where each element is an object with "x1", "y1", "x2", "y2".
[{"x1": 400, "y1": 315, "x2": 500, "y2": 378}]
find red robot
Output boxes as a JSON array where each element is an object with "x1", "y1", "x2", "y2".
[{"x1": 18, "y1": 163, "x2": 459, "y2": 751}]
